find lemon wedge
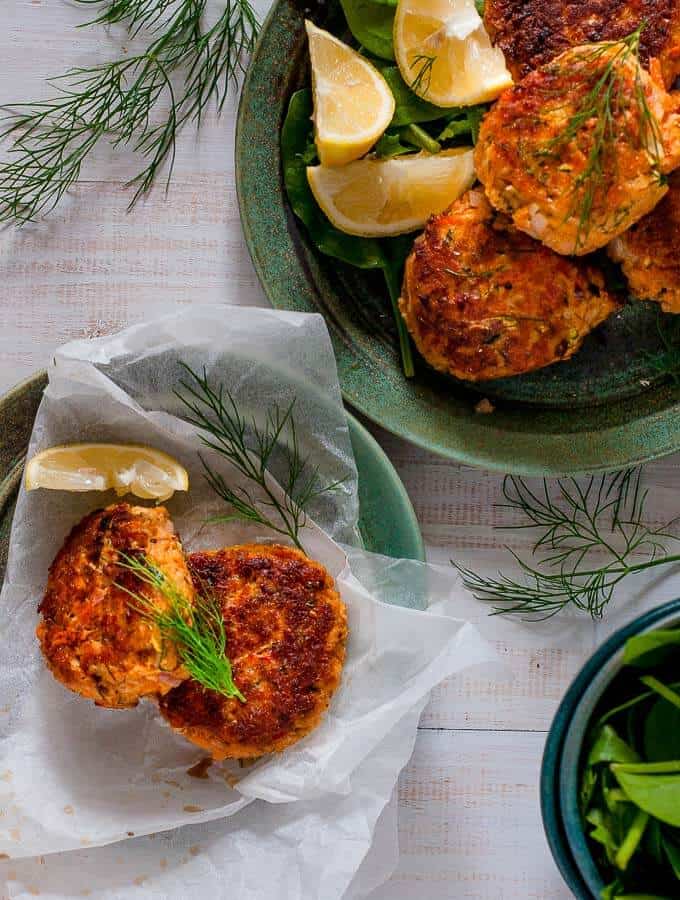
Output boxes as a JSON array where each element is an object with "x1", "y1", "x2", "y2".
[
  {"x1": 306, "y1": 20, "x2": 395, "y2": 167},
  {"x1": 307, "y1": 148, "x2": 475, "y2": 236},
  {"x1": 25, "y1": 444, "x2": 189, "y2": 502},
  {"x1": 394, "y1": 0, "x2": 512, "y2": 107}
]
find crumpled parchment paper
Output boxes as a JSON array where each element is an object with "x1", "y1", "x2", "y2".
[{"x1": 0, "y1": 307, "x2": 497, "y2": 897}]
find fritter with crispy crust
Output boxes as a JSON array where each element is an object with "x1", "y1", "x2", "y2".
[
  {"x1": 475, "y1": 42, "x2": 680, "y2": 256},
  {"x1": 484, "y1": 0, "x2": 680, "y2": 87},
  {"x1": 608, "y1": 173, "x2": 680, "y2": 312},
  {"x1": 399, "y1": 190, "x2": 619, "y2": 381},
  {"x1": 38, "y1": 503, "x2": 192, "y2": 708},
  {"x1": 159, "y1": 545, "x2": 347, "y2": 759}
]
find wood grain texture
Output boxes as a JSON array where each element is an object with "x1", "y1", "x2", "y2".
[{"x1": 1, "y1": 1, "x2": 680, "y2": 896}]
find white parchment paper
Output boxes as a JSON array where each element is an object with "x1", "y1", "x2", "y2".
[{"x1": 0, "y1": 307, "x2": 497, "y2": 896}]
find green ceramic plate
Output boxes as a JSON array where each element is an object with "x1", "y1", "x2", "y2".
[
  {"x1": 235, "y1": 0, "x2": 680, "y2": 475},
  {"x1": 0, "y1": 372, "x2": 425, "y2": 586}
]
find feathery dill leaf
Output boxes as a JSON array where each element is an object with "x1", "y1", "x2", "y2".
[
  {"x1": 410, "y1": 54, "x2": 436, "y2": 96},
  {"x1": 642, "y1": 308, "x2": 680, "y2": 384},
  {"x1": 175, "y1": 364, "x2": 344, "y2": 554},
  {"x1": 75, "y1": 0, "x2": 180, "y2": 35},
  {"x1": 117, "y1": 552, "x2": 245, "y2": 700},
  {"x1": 543, "y1": 26, "x2": 664, "y2": 252},
  {"x1": 0, "y1": 0, "x2": 259, "y2": 222},
  {"x1": 455, "y1": 469, "x2": 680, "y2": 619}
]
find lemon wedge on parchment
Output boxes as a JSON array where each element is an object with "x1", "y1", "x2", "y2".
[
  {"x1": 306, "y1": 20, "x2": 395, "y2": 167},
  {"x1": 307, "y1": 147, "x2": 475, "y2": 237},
  {"x1": 25, "y1": 444, "x2": 189, "y2": 502},
  {"x1": 394, "y1": 0, "x2": 512, "y2": 107}
]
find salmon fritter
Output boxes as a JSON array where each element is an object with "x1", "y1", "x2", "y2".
[
  {"x1": 484, "y1": 0, "x2": 680, "y2": 87},
  {"x1": 608, "y1": 173, "x2": 680, "y2": 312},
  {"x1": 399, "y1": 190, "x2": 619, "y2": 381},
  {"x1": 475, "y1": 41, "x2": 680, "y2": 256},
  {"x1": 38, "y1": 503, "x2": 193, "y2": 709},
  {"x1": 159, "y1": 545, "x2": 347, "y2": 760}
]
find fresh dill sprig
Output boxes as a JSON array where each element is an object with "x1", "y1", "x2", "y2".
[
  {"x1": 175, "y1": 364, "x2": 344, "y2": 553},
  {"x1": 75, "y1": 0, "x2": 180, "y2": 36},
  {"x1": 543, "y1": 26, "x2": 664, "y2": 253},
  {"x1": 455, "y1": 469, "x2": 680, "y2": 619},
  {"x1": 643, "y1": 308, "x2": 680, "y2": 385},
  {"x1": 410, "y1": 54, "x2": 436, "y2": 96},
  {"x1": 117, "y1": 552, "x2": 245, "y2": 700},
  {"x1": 0, "y1": 0, "x2": 259, "y2": 222}
]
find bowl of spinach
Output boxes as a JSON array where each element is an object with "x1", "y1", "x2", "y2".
[{"x1": 542, "y1": 598, "x2": 680, "y2": 899}]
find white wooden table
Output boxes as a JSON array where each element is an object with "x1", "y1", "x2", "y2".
[{"x1": 2, "y1": 3, "x2": 680, "y2": 896}]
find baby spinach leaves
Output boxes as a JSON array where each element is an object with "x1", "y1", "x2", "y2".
[
  {"x1": 280, "y1": 89, "x2": 415, "y2": 375},
  {"x1": 580, "y1": 626, "x2": 680, "y2": 897},
  {"x1": 339, "y1": 0, "x2": 396, "y2": 60},
  {"x1": 281, "y1": 90, "x2": 385, "y2": 270}
]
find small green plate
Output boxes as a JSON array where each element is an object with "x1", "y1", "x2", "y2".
[
  {"x1": 235, "y1": 0, "x2": 680, "y2": 475},
  {"x1": 0, "y1": 372, "x2": 424, "y2": 586}
]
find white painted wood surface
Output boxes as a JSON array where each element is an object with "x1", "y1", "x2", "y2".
[{"x1": 2, "y1": 2, "x2": 680, "y2": 896}]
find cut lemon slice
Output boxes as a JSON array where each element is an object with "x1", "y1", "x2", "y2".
[
  {"x1": 307, "y1": 148, "x2": 475, "y2": 236},
  {"x1": 306, "y1": 20, "x2": 396, "y2": 167},
  {"x1": 25, "y1": 444, "x2": 189, "y2": 502},
  {"x1": 394, "y1": 0, "x2": 512, "y2": 107}
]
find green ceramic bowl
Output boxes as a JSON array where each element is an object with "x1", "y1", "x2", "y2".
[
  {"x1": 235, "y1": 0, "x2": 680, "y2": 475},
  {"x1": 0, "y1": 372, "x2": 425, "y2": 586},
  {"x1": 541, "y1": 599, "x2": 680, "y2": 898}
]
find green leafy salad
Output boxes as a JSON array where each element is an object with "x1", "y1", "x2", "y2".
[
  {"x1": 580, "y1": 627, "x2": 680, "y2": 897},
  {"x1": 280, "y1": 0, "x2": 488, "y2": 377}
]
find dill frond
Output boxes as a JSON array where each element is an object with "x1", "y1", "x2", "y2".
[
  {"x1": 0, "y1": 0, "x2": 259, "y2": 222},
  {"x1": 455, "y1": 469, "x2": 680, "y2": 619},
  {"x1": 410, "y1": 54, "x2": 436, "y2": 96},
  {"x1": 117, "y1": 552, "x2": 245, "y2": 700},
  {"x1": 543, "y1": 26, "x2": 664, "y2": 253},
  {"x1": 175, "y1": 364, "x2": 344, "y2": 554},
  {"x1": 642, "y1": 308, "x2": 680, "y2": 385}
]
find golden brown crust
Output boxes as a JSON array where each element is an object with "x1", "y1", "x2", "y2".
[
  {"x1": 38, "y1": 503, "x2": 192, "y2": 709},
  {"x1": 475, "y1": 42, "x2": 680, "y2": 256},
  {"x1": 484, "y1": 0, "x2": 680, "y2": 87},
  {"x1": 399, "y1": 189, "x2": 619, "y2": 381},
  {"x1": 608, "y1": 173, "x2": 680, "y2": 312},
  {"x1": 159, "y1": 545, "x2": 347, "y2": 760}
]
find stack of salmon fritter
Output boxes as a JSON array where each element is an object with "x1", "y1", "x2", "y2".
[
  {"x1": 38, "y1": 503, "x2": 348, "y2": 760},
  {"x1": 399, "y1": 0, "x2": 680, "y2": 382}
]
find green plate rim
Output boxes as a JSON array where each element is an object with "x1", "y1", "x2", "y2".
[
  {"x1": 235, "y1": 0, "x2": 680, "y2": 477},
  {"x1": 0, "y1": 371, "x2": 425, "y2": 583}
]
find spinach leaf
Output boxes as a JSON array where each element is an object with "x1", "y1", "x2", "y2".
[
  {"x1": 612, "y1": 766, "x2": 680, "y2": 827},
  {"x1": 379, "y1": 66, "x2": 448, "y2": 125},
  {"x1": 438, "y1": 105, "x2": 487, "y2": 144},
  {"x1": 281, "y1": 89, "x2": 385, "y2": 269},
  {"x1": 374, "y1": 130, "x2": 417, "y2": 158},
  {"x1": 624, "y1": 631, "x2": 680, "y2": 669},
  {"x1": 586, "y1": 808, "x2": 619, "y2": 864},
  {"x1": 615, "y1": 808, "x2": 650, "y2": 871},
  {"x1": 580, "y1": 764, "x2": 598, "y2": 813},
  {"x1": 663, "y1": 835, "x2": 680, "y2": 879},
  {"x1": 588, "y1": 725, "x2": 640, "y2": 766},
  {"x1": 281, "y1": 89, "x2": 416, "y2": 376},
  {"x1": 339, "y1": 0, "x2": 395, "y2": 60},
  {"x1": 643, "y1": 700, "x2": 680, "y2": 762}
]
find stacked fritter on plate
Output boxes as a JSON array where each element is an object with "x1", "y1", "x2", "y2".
[
  {"x1": 399, "y1": 0, "x2": 680, "y2": 382},
  {"x1": 38, "y1": 503, "x2": 348, "y2": 759}
]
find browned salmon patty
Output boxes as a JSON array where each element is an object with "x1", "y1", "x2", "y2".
[
  {"x1": 38, "y1": 503, "x2": 192, "y2": 709},
  {"x1": 159, "y1": 544, "x2": 347, "y2": 759},
  {"x1": 399, "y1": 189, "x2": 619, "y2": 381},
  {"x1": 475, "y1": 42, "x2": 680, "y2": 255},
  {"x1": 608, "y1": 173, "x2": 680, "y2": 312},
  {"x1": 484, "y1": 0, "x2": 680, "y2": 87}
]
